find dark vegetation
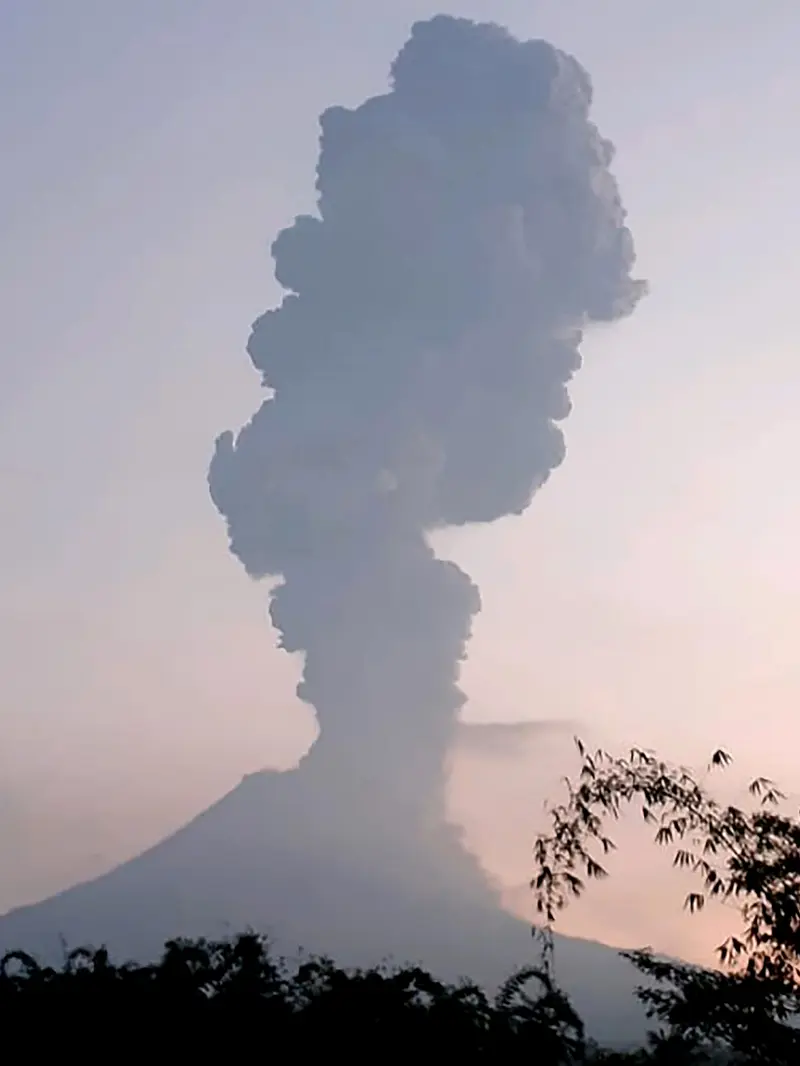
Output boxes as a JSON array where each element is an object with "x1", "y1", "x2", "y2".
[
  {"x1": 2, "y1": 742, "x2": 796, "y2": 1061},
  {"x1": 532, "y1": 741, "x2": 800, "y2": 1063},
  {"x1": 0, "y1": 937, "x2": 588, "y2": 1059}
]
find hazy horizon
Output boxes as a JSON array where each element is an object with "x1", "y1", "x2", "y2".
[{"x1": 3, "y1": 0, "x2": 800, "y2": 972}]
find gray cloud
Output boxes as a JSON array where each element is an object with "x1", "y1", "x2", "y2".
[{"x1": 208, "y1": 14, "x2": 645, "y2": 828}]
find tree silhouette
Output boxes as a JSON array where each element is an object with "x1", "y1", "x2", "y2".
[
  {"x1": 532, "y1": 739, "x2": 800, "y2": 1064},
  {"x1": 0, "y1": 931, "x2": 596, "y2": 1060}
]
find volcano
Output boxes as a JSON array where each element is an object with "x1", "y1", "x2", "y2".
[{"x1": 0, "y1": 726, "x2": 648, "y2": 1047}]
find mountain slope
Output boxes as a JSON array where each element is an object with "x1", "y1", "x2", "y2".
[{"x1": 0, "y1": 764, "x2": 650, "y2": 1046}]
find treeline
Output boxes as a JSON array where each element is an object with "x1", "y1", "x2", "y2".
[{"x1": 0, "y1": 932, "x2": 718, "y2": 1062}]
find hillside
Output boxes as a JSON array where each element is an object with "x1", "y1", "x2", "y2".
[{"x1": 0, "y1": 761, "x2": 649, "y2": 1046}]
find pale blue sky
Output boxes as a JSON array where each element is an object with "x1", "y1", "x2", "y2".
[{"x1": 2, "y1": 1, "x2": 800, "y2": 960}]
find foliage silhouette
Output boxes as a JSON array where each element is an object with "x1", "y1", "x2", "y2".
[
  {"x1": 0, "y1": 927, "x2": 739, "y2": 1060},
  {"x1": 0, "y1": 931, "x2": 597, "y2": 1060},
  {"x1": 532, "y1": 739, "x2": 800, "y2": 1064}
]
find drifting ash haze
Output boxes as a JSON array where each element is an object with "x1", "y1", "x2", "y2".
[
  {"x1": 0, "y1": 15, "x2": 648, "y2": 1046},
  {"x1": 209, "y1": 13, "x2": 645, "y2": 843}
]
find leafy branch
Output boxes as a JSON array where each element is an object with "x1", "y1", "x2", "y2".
[{"x1": 531, "y1": 739, "x2": 798, "y2": 986}]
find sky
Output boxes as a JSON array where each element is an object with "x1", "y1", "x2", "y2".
[{"x1": 2, "y1": 0, "x2": 800, "y2": 965}]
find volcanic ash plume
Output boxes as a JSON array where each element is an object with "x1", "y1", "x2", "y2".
[{"x1": 208, "y1": 15, "x2": 645, "y2": 836}]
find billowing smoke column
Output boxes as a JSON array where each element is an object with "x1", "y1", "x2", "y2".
[{"x1": 209, "y1": 16, "x2": 645, "y2": 838}]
